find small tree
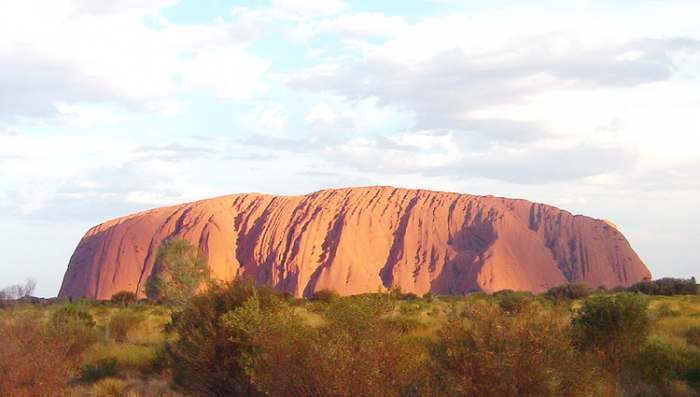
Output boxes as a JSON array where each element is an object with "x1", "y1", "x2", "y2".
[
  {"x1": 166, "y1": 279, "x2": 274, "y2": 396},
  {"x1": 0, "y1": 314, "x2": 75, "y2": 396},
  {"x1": 310, "y1": 289, "x2": 339, "y2": 303},
  {"x1": 572, "y1": 293, "x2": 651, "y2": 381},
  {"x1": 145, "y1": 239, "x2": 210, "y2": 305},
  {"x1": 108, "y1": 310, "x2": 143, "y2": 342},
  {"x1": 110, "y1": 291, "x2": 137, "y2": 307},
  {"x1": 0, "y1": 278, "x2": 37, "y2": 300},
  {"x1": 546, "y1": 283, "x2": 590, "y2": 302},
  {"x1": 431, "y1": 300, "x2": 605, "y2": 396},
  {"x1": 48, "y1": 305, "x2": 99, "y2": 358},
  {"x1": 492, "y1": 289, "x2": 534, "y2": 314}
]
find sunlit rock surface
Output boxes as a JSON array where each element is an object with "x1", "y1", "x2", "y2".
[{"x1": 59, "y1": 186, "x2": 651, "y2": 299}]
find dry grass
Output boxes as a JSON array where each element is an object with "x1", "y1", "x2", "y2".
[{"x1": 2, "y1": 293, "x2": 699, "y2": 396}]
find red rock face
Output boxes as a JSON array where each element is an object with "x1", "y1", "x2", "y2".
[{"x1": 58, "y1": 186, "x2": 651, "y2": 299}]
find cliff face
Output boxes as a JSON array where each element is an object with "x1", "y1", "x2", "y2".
[{"x1": 58, "y1": 186, "x2": 651, "y2": 299}]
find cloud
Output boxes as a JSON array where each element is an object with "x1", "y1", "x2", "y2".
[
  {"x1": 304, "y1": 96, "x2": 415, "y2": 139},
  {"x1": 317, "y1": 12, "x2": 409, "y2": 39},
  {"x1": 135, "y1": 143, "x2": 219, "y2": 162},
  {"x1": 315, "y1": 130, "x2": 635, "y2": 183},
  {"x1": 270, "y1": 0, "x2": 346, "y2": 17},
  {"x1": 291, "y1": 19, "x2": 700, "y2": 143},
  {"x1": 182, "y1": 46, "x2": 270, "y2": 100},
  {"x1": 56, "y1": 103, "x2": 122, "y2": 127},
  {"x1": 0, "y1": 0, "x2": 270, "y2": 122},
  {"x1": 0, "y1": 155, "x2": 203, "y2": 221},
  {"x1": 144, "y1": 99, "x2": 187, "y2": 117},
  {"x1": 70, "y1": 0, "x2": 178, "y2": 15},
  {"x1": 251, "y1": 103, "x2": 287, "y2": 130}
]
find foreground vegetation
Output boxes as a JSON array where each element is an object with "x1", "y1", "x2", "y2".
[{"x1": 1, "y1": 281, "x2": 699, "y2": 397}]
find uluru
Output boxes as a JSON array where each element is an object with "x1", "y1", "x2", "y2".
[{"x1": 58, "y1": 186, "x2": 651, "y2": 299}]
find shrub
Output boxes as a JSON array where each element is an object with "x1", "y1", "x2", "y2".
[
  {"x1": 145, "y1": 239, "x2": 210, "y2": 306},
  {"x1": 626, "y1": 341, "x2": 690, "y2": 388},
  {"x1": 572, "y1": 293, "x2": 651, "y2": 378},
  {"x1": 0, "y1": 314, "x2": 74, "y2": 396},
  {"x1": 492, "y1": 290, "x2": 533, "y2": 314},
  {"x1": 687, "y1": 352, "x2": 700, "y2": 390},
  {"x1": 388, "y1": 287, "x2": 419, "y2": 300},
  {"x1": 110, "y1": 291, "x2": 137, "y2": 307},
  {"x1": 687, "y1": 326, "x2": 700, "y2": 348},
  {"x1": 431, "y1": 300, "x2": 606, "y2": 396},
  {"x1": 0, "y1": 278, "x2": 37, "y2": 300},
  {"x1": 51, "y1": 305, "x2": 96, "y2": 328},
  {"x1": 89, "y1": 378, "x2": 128, "y2": 397},
  {"x1": 165, "y1": 279, "x2": 276, "y2": 396},
  {"x1": 657, "y1": 302, "x2": 681, "y2": 318},
  {"x1": 546, "y1": 283, "x2": 590, "y2": 302},
  {"x1": 108, "y1": 310, "x2": 144, "y2": 342},
  {"x1": 218, "y1": 292, "x2": 314, "y2": 397},
  {"x1": 310, "y1": 288, "x2": 339, "y2": 302},
  {"x1": 78, "y1": 357, "x2": 119, "y2": 384},
  {"x1": 629, "y1": 277, "x2": 698, "y2": 296},
  {"x1": 167, "y1": 280, "x2": 432, "y2": 397},
  {"x1": 244, "y1": 293, "x2": 431, "y2": 397},
  {"x1": 50, "y1": 305, "x2": 99, "y2": 357}
]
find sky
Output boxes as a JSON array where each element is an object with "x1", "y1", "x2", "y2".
[{"x1": 1, "y1": 0, "x2": 699, "y2": 297}]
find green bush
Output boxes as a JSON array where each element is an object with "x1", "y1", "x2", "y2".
[
  {"x1": 657, "y1": 302, "x2": 681, "y2": 318},
  {"x1": 243, "y1": 293, "x2": 431, "y2": 397},
  {"x1": 50, "y1": 305, "x2": 99, "y2": 357},
  {"x1": 687, "y1": 352, "x2": 700, "y2": 389},
  {"x1": 492, "y1": 290, "x2": 533, "y2": 314},
  {"x1": 310, "y1": 288, "x2": 339, "y2": 302},
  {"x1": 145, "y1": 239, "x2": 210, "y2": 306},
  {"x1": 108, "y1": 310, "x2": 143, "y2": 342},
  {"x1": 166, "y1": 281, "x2": 432, "y2": 397},
  {"x1": 630, "y1": 341, "x2": 688, "y2": 384},
  {"x1": 431, "y1": 300, "x2": 606, "y2": 396},
  {"x1": 624, "y1": 340, "x2": 700, "y2": 395},
  {"x1": 546, "y1": 283, "x2": 590, "y2": 302},
  {"x1": 686, "y1": 326, "x2": 700, "y2": 348},
  {"x1": 110, "y1": 291, "x2": 137, "y2": 307},
  {"x1": 0, "y1": 314, "x2": 75, "y2": 397},
  {"x1": 629, "y1": 277, "x2": 698, "y2": 296},
  {"x1": 572, "y1": 293, "x2": 651, "y2": 379},
  {"x1": 165, "y1": 279, "x2": 278, "y2": 396},
  {"x1": 78, "y1": 357, "x2": 119, "y2": 384},
  {"x1": 51, "y1": 305, "x2": 96, "y2": 328}
]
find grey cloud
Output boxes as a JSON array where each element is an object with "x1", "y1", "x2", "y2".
[
  {"x1": 137, "y1": 140, "x2": 282, "y2": 162},
  {"x1": 71, "y1": 0, "x2": 176, "y2": 15},
  {"x1": 297, "y1": 169, "x2": 338, "y2": 177},
  {"x1": 59, "y1": 162, "x2": 177, "y2": 196},
  {"x1": 631, "y1": 161, "x2": 700, "y2": 191},
  {"x1": 3, "y1": 161, "x2": 184, "y2": 222},
  {"x1": 240, "y1": 134, "x2": 313, "y2": 151},
  {"x1": 291, "y1": 36, "x2": 700, "y2": 143},
  {"x1": 428, "y1": 118, "x2": 552, "y2": 144},
  {"x1": 0, "y1": 129, "x2": 19, "y2": 136},
  {"x1": 319, "y1": 138, "x2": 637, "y2": 184},
  {"x1": 427, "y1": 145, "x2": 637, "y2": 184},
  {"x1": 237, "y1": 124, "x2": 631, "y2": 184},
  {"x1": 0, "y1": 57, "x2": 114, "y2": 121},
  {"x1": 223, "y1": 152, "x2": 278, "y2": 161},
  {"x1": 136, "y1": 143, "x2": 218, "y2": 162}
]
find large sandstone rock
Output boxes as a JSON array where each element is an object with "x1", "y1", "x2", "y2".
[{"x1": 58, "y1": 186, "x2": 651, "y2": 299}]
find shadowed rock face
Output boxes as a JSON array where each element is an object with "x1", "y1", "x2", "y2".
[{"x1": 58, "y1": 186, "x2": 651, "y2": 299}]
